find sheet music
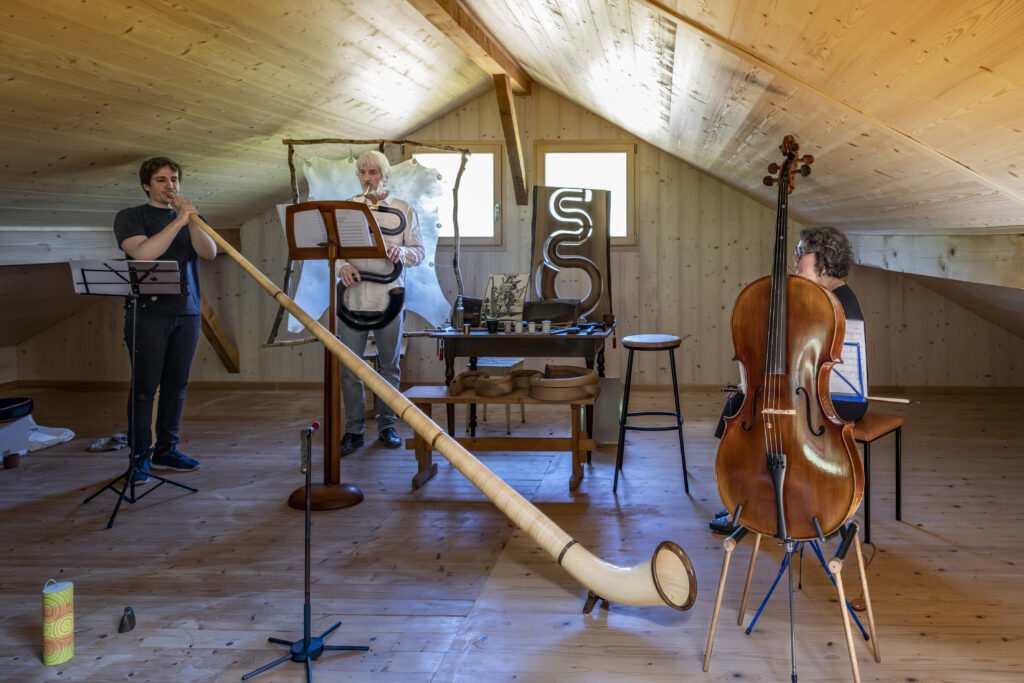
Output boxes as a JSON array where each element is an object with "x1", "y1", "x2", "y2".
[
  {"x1": 830, "y1": 319, "x2": 867, "y2": 402},
  {"x1": 279, "y1": 204, "x2": 329, "y2": 248},
  {"x1": 335, "y1": 209, "x2": 373, "y2": 247}
]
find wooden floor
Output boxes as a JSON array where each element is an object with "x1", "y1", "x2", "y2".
[{"x1": 1, "y1": 386, "x2": 1021, "y2": 682}]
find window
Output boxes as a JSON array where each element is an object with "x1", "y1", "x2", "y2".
[
  {"x1": 406, "y1": 142, "x2": 502, "y2": 246},
  {"x1": 535, "y1": 141, "x2": 637, "y2": 245}
]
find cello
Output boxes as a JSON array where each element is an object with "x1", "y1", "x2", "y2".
[{"x1": 714, "y1": 136, "x2": 864, "y2": 542}]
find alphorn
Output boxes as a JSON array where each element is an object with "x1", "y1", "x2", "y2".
[{"x1": 188, "y1": 211, "x2": 697, "y2": 611}]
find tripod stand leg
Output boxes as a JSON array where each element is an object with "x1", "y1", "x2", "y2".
[
  {"x1": 240, "y1": 653, "x2": 291, "y2": 680},
  {"x1": 82, "y1": 466, "x2": 133, "y2": 504},
  {"x1": 737, "y1": 532, "x2": 761, "y2": 625},
  {"x1": 828, "y1": 557, "x2": 862, "y2": 683},
  {"x1": 703, "y1": 528, "x2": 746, "y2": 672},
  {"x1": 145, "y1": 472, "x2": 198, "y2": 493},
  {"x1": 853, "y1": 534, "x2": 881, "y2": 662}
]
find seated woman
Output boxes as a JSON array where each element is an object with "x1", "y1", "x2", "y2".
[{"x1": 710, "y1": 225, "x2": 867, "y2": 534}]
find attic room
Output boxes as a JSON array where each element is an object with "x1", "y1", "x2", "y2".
[{"x1": 1, "y1": 1, "x2": 1021, "y2": 680}]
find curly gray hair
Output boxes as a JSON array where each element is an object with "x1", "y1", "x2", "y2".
[{"x1": 796, "y1": 226, "x2": 855, "y2": 279}]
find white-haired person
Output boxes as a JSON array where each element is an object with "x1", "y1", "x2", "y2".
[{"x1": 336, "y1": 150, "x2": 424, "y2": 455}]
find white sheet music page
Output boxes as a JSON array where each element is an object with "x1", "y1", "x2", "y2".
[
  {"x1": 278, "y1": 204, "x2": 328, "y2": 248},
  {"x1": 830, "y1": 319, "x2": 867, "y2": 401},
  {"x1": 334, "y1": 209, "x2": 373, "y2": 247}
]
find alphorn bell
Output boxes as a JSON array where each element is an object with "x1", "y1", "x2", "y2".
[{"x1": 184, "y1": 209, "x2": 698, "y2": 612}]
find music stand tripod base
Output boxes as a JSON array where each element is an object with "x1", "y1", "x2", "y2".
[{"x1": 287, "y1": 483, "x2": 364, "y2": 510}]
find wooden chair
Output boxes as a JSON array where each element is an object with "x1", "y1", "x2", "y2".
[{"x1": 852, "y1": 411, "x2": 904, "y2": 544}]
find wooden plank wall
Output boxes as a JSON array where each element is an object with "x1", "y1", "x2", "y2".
[{"x1": 13, "y1": 85, "x2": 1024, "y2": 388}]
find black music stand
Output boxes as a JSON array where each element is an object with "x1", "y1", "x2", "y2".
[
  {"x1": 242, "y1": 423, "x2": 368, "y2": 682},
  {"x1": 73, "y1": 259, "x2": 198, "y2": 528}
]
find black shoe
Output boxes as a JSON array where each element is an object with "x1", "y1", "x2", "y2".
[
  {"x1": 709, "y1": 517, "x2": 739, "y2": 535},
  {"x1": 378, "y1": 427, "x2": 401, "y2": 449},
  {"x1": 152, "y1": 448, "x2": 201, "y2": 472},
  {"x1": 340, "y1": 432, "x2": 364, "y2": 457},
  {"x1": 131, "y1": 452, "x2": 151, "y2": 485}
]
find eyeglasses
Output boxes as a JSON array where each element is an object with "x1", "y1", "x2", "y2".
[{"x1": 793, "y1": 242, "x2": 806, "y2": 260}]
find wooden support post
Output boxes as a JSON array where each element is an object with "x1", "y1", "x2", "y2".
[
  {"x1": 199, "y1": 296, "x2": 240, "y2": 373},
  {"x1": 494, "y1": 74, "x2": 528, "y2": 205}
]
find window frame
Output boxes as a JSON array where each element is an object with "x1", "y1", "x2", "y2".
[
  {"x1": 534, "y1": 140, "x2": 638, "y2": 247},
  {"x1": 403, "y1": 141, "x2": 504, "y2": 248}
]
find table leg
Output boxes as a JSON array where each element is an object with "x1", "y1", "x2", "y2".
[
  {"x1": 597, "y1": 346, "x2": 606, "y2": 377},
  {"x1": 585, "y1": 404, "x2": 594, "y2": 463},
  {"x1": 570, "y1": 405, "x2": 583, "y2": 491},
  {"x1": 412, "y1": 402, "x2": 438, "y2": 489}
]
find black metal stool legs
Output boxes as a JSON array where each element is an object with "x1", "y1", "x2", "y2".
[
  {"x1": 668, "y1": 348, "x2": 689, "y2": 493},
  {"x1": 612, "y1": 348, "x2": 635, "y2": 493},
  {"x1": 613, "y1": 345, "x2": 688, "y2": 494}
]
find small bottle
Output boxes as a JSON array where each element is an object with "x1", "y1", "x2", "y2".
[{"x1": 453, "y1": 296, "x2": 464, "y2": 329}]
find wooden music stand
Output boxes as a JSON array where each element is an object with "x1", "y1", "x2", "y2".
[{"x1": 283, "y1": 201, "x2": 389, "y2": 510}]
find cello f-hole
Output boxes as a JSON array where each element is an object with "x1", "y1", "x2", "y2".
[
  {"x1": 741, "y1": 386, "x2": 762, "y2": 431},
  {"x1": 796, "y1": 386, "x2": 825, "y2": 436}
]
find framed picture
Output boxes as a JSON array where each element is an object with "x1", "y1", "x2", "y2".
[{"x1": 481, "y1": 273, "x2": 530, "y2": 320}]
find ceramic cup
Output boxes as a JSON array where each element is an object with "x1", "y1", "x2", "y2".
[
  {"x1": 528, "y1": 321, "x2": 537, "y2": 334},
  {"x1": 514, "y1": 320, "x2": 524, "y2": 334},
  {"x1": 541, "y1": 320, "x2": 551, "y2": 334}
]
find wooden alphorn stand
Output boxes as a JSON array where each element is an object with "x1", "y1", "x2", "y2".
[{"x1": 283, "y1": 201, "x2": 392, "y2": 510}]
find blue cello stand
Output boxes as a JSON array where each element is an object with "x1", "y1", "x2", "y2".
[{"x1": 703, "y1": 521, "x2": 881, "y2": 682}]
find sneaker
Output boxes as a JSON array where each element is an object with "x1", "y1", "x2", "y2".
[
  {"x1": 151, "y1": 448, "x2": 201, "y2": 472},
  {"x1": 131, "y1": 452, "x2": 151, "y2": 485},
  {"x1": 378, "y1": 427, "x2": 401, "y2": 449},
  {"x1": 340, "y1": 432, "x2": 364, "y2": 457},
  {"x1": 709, "y1": 517, "x2": 739, "y2": 536}
]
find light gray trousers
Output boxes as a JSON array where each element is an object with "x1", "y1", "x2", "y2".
[{"x1": 337, "y1": 312, "x2": 404, "y2": 435}]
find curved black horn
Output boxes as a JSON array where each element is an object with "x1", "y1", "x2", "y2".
[
  {"x1": 372, "y1": 206, "x2": 407, "y2": 236},
  {"x1": 336, "y1": 262, "x2": 405, "y2": 331}
]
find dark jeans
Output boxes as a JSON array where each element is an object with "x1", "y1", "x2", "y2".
[{"x1": 124, "y1": 313, "x2": 201, "y2": 456}]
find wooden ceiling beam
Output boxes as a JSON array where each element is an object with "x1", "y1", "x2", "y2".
[
  {"x1": 850, "y1": 232, "x2": 1024, "y2": 289},
  {"x1": 493, "y1": 75, "x2": 528, "y2": 206},
  {"x1": 408, "y1": 0, "x2": 532, "y2": 94}
]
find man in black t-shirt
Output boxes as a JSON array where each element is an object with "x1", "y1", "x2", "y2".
[{"x1": 113, "y1": 157, "x2": 217, "y2": 482}]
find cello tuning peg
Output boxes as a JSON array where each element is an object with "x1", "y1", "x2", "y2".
[
  {"x1": 801, "y1": 155, "x2": 814, "y2": 164},
  {"x1": 799, "y1": 165, "x2": 812, "y2": 177},
  {"x1": 763, "y1": 176, "x2": 775, "y2": 187},
  {"x1": 767, "y1": 162, "x2": 780, "y2": 173}
]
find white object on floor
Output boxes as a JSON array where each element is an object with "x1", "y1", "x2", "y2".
[{"x1": 27, "y1": 416, "x2": 75, "y2": 452}]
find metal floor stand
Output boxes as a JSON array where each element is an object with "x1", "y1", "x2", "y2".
[{"x1": 242, "y1": 422, "x2": 368, "y2": 682}]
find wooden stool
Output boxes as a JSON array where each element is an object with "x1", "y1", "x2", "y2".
[
  {"x1": 853, "y1": 411, "x2": 904, "y2": 544},
  {"x1": 471, "y1": 357, "x2": 526, "y2": 434},
  {"x1": 613, "y1": 334, "x2": 688, "y2": 493}
]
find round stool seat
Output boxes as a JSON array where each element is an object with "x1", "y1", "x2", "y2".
[{"x1": 622, "y1": 333, "x2": 680, "y2": 350}]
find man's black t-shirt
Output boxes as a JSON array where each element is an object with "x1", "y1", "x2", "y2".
[{"x1": 113, "y1": 204, "x2": 201, "y2": 316}]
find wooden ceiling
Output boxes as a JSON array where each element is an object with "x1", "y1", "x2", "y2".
[{"x1": 3, "y1": 0, "x2": 1022, "y2": 235}]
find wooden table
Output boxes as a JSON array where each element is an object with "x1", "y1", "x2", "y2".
[
  {"x1": 403, "y1": 385, "x2": 597, "y2": 491},
  {"x1": 426, "y1": 328, "x2": 611, "y2": 437}
]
